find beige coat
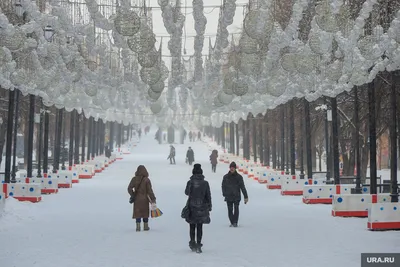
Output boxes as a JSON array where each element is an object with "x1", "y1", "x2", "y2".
[{"x1": 127, "y1": 176, "x2": 156, "y2": 219}]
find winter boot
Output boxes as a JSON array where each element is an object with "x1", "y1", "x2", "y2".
[
  {"x1": 196, "y1": 243, "x2": 203, "y2": 253},
  {"x1": 189, "y1": 241, "x2": 196, "y2": 252},
  {"x1": 233, "y1": 223, "x2": 238, "y2": 228},
  {"x1": 136, "y1": 223, "x2": 141, "y2": 232},
  {"x1": 143, "y1": 222, "x2": 150, "y2": 231}
]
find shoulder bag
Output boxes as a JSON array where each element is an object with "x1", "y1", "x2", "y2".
[
  {"x1": 181, "y1": 182, "x2": 191, "y2": 220},
  {"x1": 129, "y1": 177, "x2": 145, "y2": 204}
]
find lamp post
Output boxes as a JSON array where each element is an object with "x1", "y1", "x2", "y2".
[
  {"x1": 315, "y1": 103, "x2": 332, "y2": 180},
  {"x1": 5, "y1": 90, "x2": 15, "y2": 184},
  {"x1": 44, "y1": 25, "x2": 55, "y2": 42},
  {"x1": 36, "y1": 103, "x2": 44, "y2": 178},
  {"x1": 11, "y1": 90, "x2": 20, "y2": 183},
  {"x1": 61, "y1": 110, "x2": 66, "y2": 170}
]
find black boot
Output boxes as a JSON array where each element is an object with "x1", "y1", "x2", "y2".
[
  {"x1": 196, "y1": 243, "x2": 202, "y2": 253},
  {"x1": 189, "y1": 241, "x2": 196, "y2": 252}
]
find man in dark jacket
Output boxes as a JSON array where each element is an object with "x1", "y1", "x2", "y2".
[
  {"x1": 186, "y1": 147, "x2": 195, "y2": 165},
  {"x1": 222, "y1": 162, "x2": 248, "y2": 227}
]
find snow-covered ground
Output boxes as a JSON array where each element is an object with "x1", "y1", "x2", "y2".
[{"x1": 0, "y1": 129, "x2": 398, "y2": 267}]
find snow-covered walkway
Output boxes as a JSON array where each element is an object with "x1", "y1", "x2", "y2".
[{"x1": 0, "y1": 130, "x2": 398, "y2": 267}]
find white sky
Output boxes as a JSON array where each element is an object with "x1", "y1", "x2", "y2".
[{"x1": 148, "y1": 0, "x2": 249, "y2": 61}]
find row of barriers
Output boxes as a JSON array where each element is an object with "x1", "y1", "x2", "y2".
[
  {"x1": 0, "y1": 144, "x2": 134, "y2": 214},
  {"x1": 215, "y1": 146, "x2": 400, "y2": 231}
]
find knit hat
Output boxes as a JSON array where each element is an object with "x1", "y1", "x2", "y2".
[
  {"x1": 192, "y1": 163, "x2": 203, "y2": 175},
  {"x1": 229, "y1": 162, "x2": 237, "y2": 169}
]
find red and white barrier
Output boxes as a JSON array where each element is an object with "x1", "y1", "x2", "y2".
[
  {"x1": 246, "y1": 164, "x2": 262, "y2": 179},
  {"x1": 110, "y1": 153, "x2": 116, "y2": 163},
  {"x1": 258, "y1": 168, "x2": 274, "y2": 184},
  {"x1": 75, "y1": 164, "x2": 95, "y2": 179},
  {"x1": 2, "y1": 183, "x2": 42, "y2": 203},
  {"x1": 49, "y1": 171, "x2": 73, "y2": 188},
  {"x1": 15, "y1": 177, "x2": 58, "y2": 194},
  {"x1": 302, "y1": 184, "x2": 356, "y2": 204},
  {"x1": 266, "y1": 171, "x2": 291, "y2": 189},
  {"x1": 115, "y1": 151, "x2": 123, "y2": 160},
  {"x1": 238, "y1": 160, "x2": 247, "y2": 173},
  {"x1": 332, "y1": 193, "x2": 390, "y2": 217},
  {"x1": 280, "y1": 177, "x2": 304, "y2": 195},
  {"x1": 87, "y1": 159, "x2": 104, "y2": 173},
  {"x1": 368, "y1": 202, "x2": 400, "y2": 230}
]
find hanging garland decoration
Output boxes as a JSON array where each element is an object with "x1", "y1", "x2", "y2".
[{"x1": 192, "y1": 0, "x2": 207, "y2": 81}]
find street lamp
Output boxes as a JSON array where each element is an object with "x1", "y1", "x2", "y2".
[
  {"x1": 44, "y1": 25, "x2": 55, "y2": 42},
  {"x1": 315, "y1": 103, "x2": 332, "y2": 181},
  {"x1": 36, "y1": 106, "x2": 49, "y2": 178}
]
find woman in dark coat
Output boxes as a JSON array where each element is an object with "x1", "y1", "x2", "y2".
[
  {"x1": 127, "y1": 165, "x2": 156, "y2": 232},
  {"x1": 209, "y1": 150, "x2": 218, "y2": 173},
  {"x1": 185, "y1": 164, "x2": 212, "y2": 253}
]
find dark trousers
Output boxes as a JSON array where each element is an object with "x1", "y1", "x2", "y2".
[
  {"x1": 227, "y1": 201, "x2": 239, "y2": 224},
  {"x1": 170, "y1": 156, "x2": 175, "y2": 164},
  {"x1": 189, "y1": 223, "x2": 203, "y2": 243},
  {"x1": 211, "y1": 164, "x2": 216, "y2": 172},
  {"x1": 136, "y1": 218, "x2": 148, "y2": 223}
]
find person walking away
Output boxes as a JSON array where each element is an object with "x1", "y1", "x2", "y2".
[
  {"x1": 185, "y1": 164, "x2": 212, "y2": 253},
  {"x1": 188, "y1": 131, "x2": 193, "y2": 142},
  {"x1": 198, "y1": 131, "x2": 201, "y2": 141},
  {"x1": 105, "y1": 145, "x2": 111, "y2": 158},
  {"x1": 138, "y1": 128, "x2": 142, "y2": 139},
  {"x1": 209, "y1": 150, "x2": 218, "y2": 173},
  {"x1": 127, "y1": 165, "x2": 156, "y2": 232},
  {"x1": 186, "y1": 147, "x2": 195, "y2": 165},
  {"x1": 168, "y1": 145, "x2": 176, "y2": 164},
  {"x1": 222, "y1": 162, "x2": 248, "y2": 227}
]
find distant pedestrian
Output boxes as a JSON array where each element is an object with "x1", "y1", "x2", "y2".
[
  {"x1": 186, "y1": 147, "x2": 195, "y2": 166},
  {"x1": 167, "y1": 145, "x2": 176, "y2": 164},
  {"x1": 209, "y1": 150, "x2": 218, "y2": 173}
]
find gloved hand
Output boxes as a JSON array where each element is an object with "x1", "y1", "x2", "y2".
[{"x1": 244, "y1": 198, "x2": 248, "y2": 204}]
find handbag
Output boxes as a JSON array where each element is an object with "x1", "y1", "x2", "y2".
[
  {"x1": 181, "y1": 183, "x2": 191, "y2": 220},
  {"x1": 129, "y1": 177, "x2": 145, "y2": 204},
  {"x1": 150, "y1": 203, "x2": 163, "y2": 218}
]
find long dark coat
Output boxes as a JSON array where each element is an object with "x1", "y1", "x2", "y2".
[
  {"x1": 185, "y1": 174, "x2": 212, "y2": 224},
  {"x1": 210, "y1": 150, "x2": 218, "y2": 165},
  {"x1": 186, "y1": 149, "x2": 194, "y2": 163},
  {"x1": 127, "y1": 171, "x2": 156, "y2": 219}
]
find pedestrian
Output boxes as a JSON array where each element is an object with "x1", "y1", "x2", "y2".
[
  {"x1": 167, "y1": 145, "x2": 176, "y2": 164},
  {"x1": 198, "y1": 131, "x2": 201, "y2": 141},
  {"x1": 184, "y1": 164, "x2": 212, "y2": 253},
  {"x1": 186, "y1": 147, "x2": 195, "y2": 165},
  {"x1": 209, "y1": 150, "x2": 218, "y2": 173},
  {"x1": 222, "y1": 162, "x2": 248, "y2": 227},
  {"x1": 127, "y1": 165, "x2": 157, "y2": 232},
  {"x1": 188, "y1": 131, "x2": 193, "y2": 142},
  {"x1": 105, "y1": 145, "x2": 111, "y2": 158}
]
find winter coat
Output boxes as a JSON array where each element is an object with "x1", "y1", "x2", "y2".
[
  {"x1": 186, "y1": 149, "x2": 195, "y2": 162},
  {"x1": 169, "y1": 147, "x2": 176, "y2": 157},
  {"x1": 222, "y1": 171, "x2": 248, "y2": 203},
  {"x1": 127, "y1": 175, "x2": 156, "y2": 219},
  {"x1": 185, "y1": 174, "x2": 212, "y2": 224},
  {"x1": 210, "y1": 151, "x2": 218, "y2": 165}
]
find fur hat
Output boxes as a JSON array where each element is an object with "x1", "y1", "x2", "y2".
[
  {"x1": 192, "y1": 163, "x2": 203, "y2": 175},
  {"x1": 229, "y1": 162, "x2": 237, "y2": 169}
]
